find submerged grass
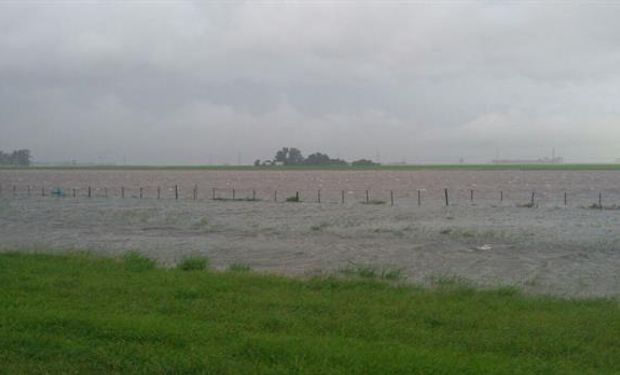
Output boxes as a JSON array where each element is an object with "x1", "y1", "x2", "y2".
[
  {"x1": 228, "y1": 263, "x2": 252, "y2": 272},
  {"x1": 360, "y1": 199, "x2": 387, "y2": 205},
  {"x1": 177, "y1": 255, "x2": 209, "y2": 271},
  {"x1": 339, "y1": 263, "x2": 405, "y2": 281},
  {"x1": 212, "y1": 197, "x2": 260, "y2": 202},
  {"x1": 1, "y1": 252, "x2": 619, "y2": 373}
]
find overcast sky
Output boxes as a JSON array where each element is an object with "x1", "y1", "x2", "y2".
[{"x1": 1, "y1": 1, "x2": 620, "y2": 164}]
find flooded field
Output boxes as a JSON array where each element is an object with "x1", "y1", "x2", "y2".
[
  {"x1": 1, "y1": 169, "x2": 620, "y2": 206},
  {"x1": 1, "y1": 169, "x2": 619, "y2": 297}
]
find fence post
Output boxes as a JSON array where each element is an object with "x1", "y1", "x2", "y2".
[
  {"x1": 366, "y1": 190, "x2": 369, "y2": 203},
  {"x1": 390, "y1": 190, "x2": 394, "y2": 206},
  {"x1": 232, "y1": 188, "x2": 235, "y2": 200},
  {"x1": 531, "y1": 192, "x2": 535, "y2": 206},
  {"x1": 500, "y1": 191, "x2": 503, "y2": 202},
  {"x1": 193, "y1": 184, "x2": 197, "y2": 200},
  {"x1": 140, "y1": 187, "x2": 143, "y2": 199},
  {"x1": 318, "y1": 189, "x2": 321, "y2": 203},
  {"x1": 417, "y1": 189, "x2": 421, "y2": 206},
  {"x1": 341, "y1": 190, "x2": 345, "y2": 204},
  {"x1": 73, "y1": 188, "x2": 76, "y2": 198},
  {"x1": 444, "y1": 188, "x2": 449, "y2": 206},
  {"x1": 274, "y1": 190, "x2": 277, "y2": 202},
  {"x1": 564, "y1": 192, "x2": 567, "y2": 206},
  {"x1": 470, "y1": 189, "x2": 474, "y2": 202},
  {"x1": 157, "y1": 186, "x2": 161, "y2": 200},
  {"x1": 212, "y1": 188, "x2": 216, "y2": 200},
  {"x1": 296, "y1": 191, "x2": 300, "y2": 201},
  {"x1": 175, "y1": 185, "x2": 179, "y2": 200},
  {"x1": 599, "y1": 192, "x2": 602, "y2": 209}
]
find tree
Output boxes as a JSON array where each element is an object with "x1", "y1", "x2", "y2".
[
  {"x1": 274, "y1": 147, "x2": 289, "y2": 164},
  {"x1": 274, "y1": 147, "x2": 304, "y2": 165},
  {"x1": 0, "y1": 149, "x2": 31, "y2": 166},
  {"x1": 304, "y1": 152, "x2": 331, "y2": 165},
  {"x1": 287, "y1": 148, "x2": 304, "y2": 165},
  {"x1": 352, "y1": 159, "x2": 379, "y2": 167},
  {"x1": 327, "y1": 158, "x2": 348, "y2": 166},
  {"x1": 14, "y1": 149, "x2": 31, "y2": 166}
]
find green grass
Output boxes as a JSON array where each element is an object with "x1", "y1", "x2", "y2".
[
  {"x1": 122, "y1": 251, "x2": 157, "y2": 272},
  {"x1": 3, "y1": 163, "x2": 620, "y2": 171},
  {"x1": 1, "y1": 252, "x2": 619, "y2": 373}
]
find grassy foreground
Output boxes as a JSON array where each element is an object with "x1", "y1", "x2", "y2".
[{"x1": 1, "y1": 253, "x2": 619, "y2": 374}]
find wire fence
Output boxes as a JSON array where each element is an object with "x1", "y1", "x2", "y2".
[{"x1": 1, "y1": 183, "x2": 619, "y2": 209}]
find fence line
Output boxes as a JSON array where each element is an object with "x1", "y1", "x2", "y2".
[{"x1": 0, "y1": 184, "x2": 618, "y2": 208}]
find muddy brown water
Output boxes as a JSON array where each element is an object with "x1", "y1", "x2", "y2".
[
  {"x1": 2, "y1": 169, "x2": 620, "y2": 297},
  {"x1": 1, "y1": 169, "x2": 619, "y2": 206}
]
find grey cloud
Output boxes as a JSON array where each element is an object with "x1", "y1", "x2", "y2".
[{"x1": 1, "y1": 1, "x2": 620, "y2": 164}]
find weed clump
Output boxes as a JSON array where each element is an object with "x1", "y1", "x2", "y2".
[
  {"x1": 310, "y1": 222, "x2": 330, "y2": 231},
  {"x1": 516, "y1": 202, "x2": 537, "y2": 208},
  {"x1": 213, "y1": 197, "x2": 260, "y2": 202},
  {"x1": 584, "y1": 203, "x2": 620, "y2": 210},
  {"x1": 429, "y1": 275, "x2": 475, "y2": 292},
  {"x1": 361, "y1": 200, "x2": 386, "y2": 205},
  {"x1": 228, "y1": 263, "x2": 251, "y2": 272},
  {"x1": 177, "y1": 256, "x2": 209, "y2": 271},
  {"x1": 286, "y1": 194, "x2": 301, "y2": 202},
  {"x1": 122, "y1": 251, "x2": 156, "y2": 272},
  {"x1": 340, "y1": 264, "x2": 405, "y2": 281}
]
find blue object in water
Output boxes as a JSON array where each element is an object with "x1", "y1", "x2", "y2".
[{"x1": 51, "y1": 187, "x2": 65, "y2": 197}]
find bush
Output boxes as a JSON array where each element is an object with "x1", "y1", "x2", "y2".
[{"x1": 177, "y1": 256, "x2": 209, "y2": 271}]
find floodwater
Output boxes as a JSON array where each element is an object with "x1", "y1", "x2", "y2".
[
  {"x1": 2, "y1": 169, "x2": 620, "y2": 297},
  {"x1": 1, "y1": 169, "x2": 619, "y2": 206}
]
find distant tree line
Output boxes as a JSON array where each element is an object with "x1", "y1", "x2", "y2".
[
  {"x1": 0, "y1": 149, "x2": 31, "y2": 166},
  {"x1": 254, "y1": 147, "x2": 379, "y2": 167}
]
